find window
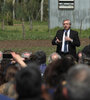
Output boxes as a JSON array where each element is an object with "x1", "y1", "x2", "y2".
[{"x1": 58, "y1": 0, "x2": 74, "y2": 9}]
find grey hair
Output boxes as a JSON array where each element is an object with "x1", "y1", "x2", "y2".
[
  {"x1": 48, "y1": 52, "x2": 61, "y2": 63},
  {"x1": 63, "y1": 19, "x2": 71, "y2": 25},
  {"x1": 66, "y1": 64, "x2": 90, "y2": 100}
]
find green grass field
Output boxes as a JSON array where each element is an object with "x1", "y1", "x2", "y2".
[{"x1": 0, "y1": 21, "x2": 90, "y2": 40}]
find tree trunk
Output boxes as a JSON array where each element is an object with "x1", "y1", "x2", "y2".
[
  {"x1": 1, "y1": 19, "x2": 4, "y2": 30},
  {"x1": 80, "y1": 19, "x2": 82, "y2": 37},
  {"x1": 36, "y1": 9, "x2": 41, "y2": 20},
  {"x1": 13, "y1": 0, "x2": 15, "y2": 19},
  {"x1": 41, "y1": 0, "x2": 44, "y2": 22},
  {"x1": 4, "y1": 0, "x2": 5, "y2": 4},
  {"x1": 29, "y1": 16, "x2": 33, "y2": 31},
  {"x1": 22, "y1": 18, "x2": 25, "y2": 39}
]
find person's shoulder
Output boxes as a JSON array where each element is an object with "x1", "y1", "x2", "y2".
[
  {"x1": 57, "y1": 29, "x2": 64, "y2": 32},
  {"x1": 56, "y1": 29, "x2": 64, "y2": 34},
  {"x1": 0, "y1": 94, "x2": 14, "y2": 100},
  {"x1": 0, "y1": 83, "x2": 8, "y2": 94},
  {"x1": 70, "y1": 29, "x2": 78, "y2": 34}
]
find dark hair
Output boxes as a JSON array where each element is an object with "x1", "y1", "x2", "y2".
[
  {"x1": 61, "y1": 55, "x2": 76, "y2": 73},
  {"x1": 34, "y1": 50, "x2": 46, "y2": 65},
  {"x1": 82, "y1": 45, "x2": 90, "y2": 58},
  {"x1": 81, "y1": 45, "x2": 90, "y2": 65},
  {"x1": 15, "y1": 65, "x2": 42, "y2": 98},
  {"x1": 44, "y1": 59, "x2": 63, "y2": 87},
  {"x1": 29, "y1": 54, "x2": 39, "y2": 63},
  {"x1": 0, "y1": 60, "x2": 17, "y2": 84},
  {"x1": 5, "y1": 65, "x2": 19, "y2": 82}
]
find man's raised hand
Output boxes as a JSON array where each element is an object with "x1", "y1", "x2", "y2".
[{"x1": 56, "y1": 37, "x2": 61, "y2": 43}]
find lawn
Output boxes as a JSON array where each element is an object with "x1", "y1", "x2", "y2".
[{"x1": 0, "y1": 21, "x2": 90, "y2": 40}]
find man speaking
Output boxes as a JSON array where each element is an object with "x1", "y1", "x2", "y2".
[{"x1": 52, "y1": 19, "x2": 80, "y2": 58}]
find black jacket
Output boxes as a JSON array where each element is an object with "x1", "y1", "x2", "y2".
[{"x1": 52, "y1": 29, "x2": 80, "y2": 57}]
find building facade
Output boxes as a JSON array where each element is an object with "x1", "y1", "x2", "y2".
[{"x1": 48, "y1": 0, "x2": 90, "y2": 29}]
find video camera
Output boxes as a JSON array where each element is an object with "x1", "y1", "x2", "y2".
[{"x1": 3, "y1": 54, "x2": 13, "y2": 59}]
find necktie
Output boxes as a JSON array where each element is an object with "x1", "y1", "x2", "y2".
[{"x1": 64, "y1": 31, "x2": 68, "y2": 52}]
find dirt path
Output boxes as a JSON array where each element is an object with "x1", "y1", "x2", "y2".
[{"x1": 0, "y1": 38, "x2": 89, "y2": 49}]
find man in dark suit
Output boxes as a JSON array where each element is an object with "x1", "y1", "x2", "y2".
[{"x1": 52, "y1": 19, "x2": 80, "y2": 58}]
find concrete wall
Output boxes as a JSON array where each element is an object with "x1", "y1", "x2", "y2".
[{"x1": 49, "y1": 0, "x2": 90, "y2": 29}]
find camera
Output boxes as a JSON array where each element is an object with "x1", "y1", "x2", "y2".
[{"x1": 3, "y1": 54, "x2": 13, "y2": 59}]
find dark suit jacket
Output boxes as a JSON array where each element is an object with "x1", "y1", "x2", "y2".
[{"x1": 52, "y1": 29, "x2": 80, "y2": 57}]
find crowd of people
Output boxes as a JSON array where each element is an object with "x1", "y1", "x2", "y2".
[
  {"x1": 0, "y1": 43, "x2": 89, "y2": 100},
  {"x1": 0, "y1": 19, "x2": 89, "y2": 100}
]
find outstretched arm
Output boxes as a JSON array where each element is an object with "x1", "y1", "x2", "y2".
[{"x1": 11, "y1": 52, "x2": 27, "y2": 68}]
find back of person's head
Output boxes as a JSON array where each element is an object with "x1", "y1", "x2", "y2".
[
  {"x1": 82, "y1": 45, "x2": 90, "y2": 58},
  {"x1": 0, "y1": 50, "x2": 14, "y2": 81},
  {"x1": 29, "y1": 54, "x2": 38, "y2": 63},
  {"x1": 1, "y1": 59, "x2": 11, "y2": 73},
  {"x1": 44, "y1": 59, "x2": 63, "y2": 87},
  {"x1": 5, "y1": 65, "x2": 19, "y2": 82},
  {"x1": 65, "y1": 64, "x2": 90, "y2": 100},
  {"x1": 15, "y1": 65, "x2": 42, "y2": 99},
  {"x1": 34, "y1": 50, "x2": 46, "y2": 65},
  {"x1": 48, "y1": 52, "x2": 61, "y2": 63},
  {"x1": 61, "y1": 55, "x2": 76, "y2": 73},
  {"x1": 81, "y1": 45, "x2": 90, "y2": 65}
]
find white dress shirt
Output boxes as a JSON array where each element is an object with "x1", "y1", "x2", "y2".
[{"x1": 61, "y1": 29, "x2": 70, "y2": 52}]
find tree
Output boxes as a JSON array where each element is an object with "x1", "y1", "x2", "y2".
[
  {"x1": 13, "y1": 0, "x2": 15, "y2": 19},
  {"x1": 0, "y1": 0, "x2": 48, "y2": 22},
  {"x1": 41, "y1": 0, "x2": 44, "y2": 22}
]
